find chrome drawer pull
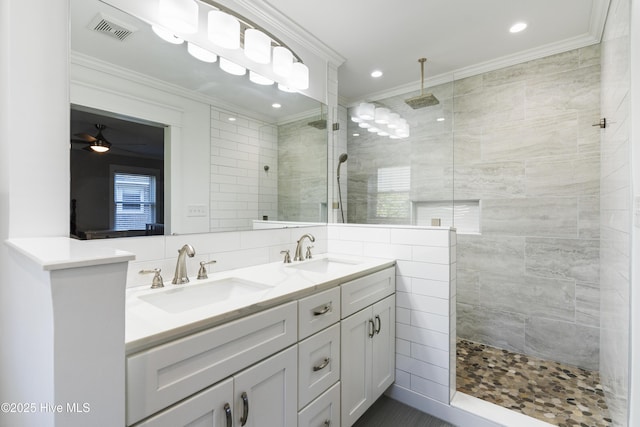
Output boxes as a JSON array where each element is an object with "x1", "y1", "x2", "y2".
[
  {"x1": 375, "y1": 315, "x2": 381, "y2": 334},
  {"x1": 240, "y1": 392, "x2": 249, "y2": 426},
  {"x1": 224, "y1": 403, "x2": 232, "y2": 427},
  {"x1": 313, "y1": 303, "x2": 331, "y2": 316},
  {"x1": 368, "y1": 319, "x2": 375, "y2": 338},
  {"x1": 313, "y1": 357, "x2": 331, "y2": 372}
]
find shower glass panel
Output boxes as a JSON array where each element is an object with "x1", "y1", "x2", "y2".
[{"x1": 344, "y1": 78, "x2": 454, "y2": 226}]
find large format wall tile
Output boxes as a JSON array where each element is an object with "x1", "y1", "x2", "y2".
[
  {"x1": 525, "y1": 237, "x2": 599, "y2": 283},
  {"x1": 457, "y1": 234, "x2": 525, "y2": 275},
  {"x1": 457, "y1": 303, "x2": 526, "y2": 353},
  {"x1": 524, "y1": 317, "x2": 599, "y2": 370},
  {"x1": 478, "y1": 272, "x2": 576, "y2": 322},
  {"x1": 481, "y1": 198, "x2": 578, "y2": 237}
]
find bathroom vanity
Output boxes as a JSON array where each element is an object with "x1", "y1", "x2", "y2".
[{"x1": 124, "y1": 254, "x2": 396, "y2": 427}]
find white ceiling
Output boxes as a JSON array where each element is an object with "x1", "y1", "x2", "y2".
[
  {"x1": 265, "y1": 0, "x2": 609, "y2": 104},
  {"x1": 71, "y1": 0, "x2": 609, "y2": 147}
]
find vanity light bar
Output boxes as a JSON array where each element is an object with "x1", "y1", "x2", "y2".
[{"x1": 150, "y1": 0, "x2": 309, "y2": 90}]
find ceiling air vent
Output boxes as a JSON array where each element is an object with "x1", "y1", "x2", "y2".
[{"x1": 88, "y1": 13, "x2": 137, "y2": 41}]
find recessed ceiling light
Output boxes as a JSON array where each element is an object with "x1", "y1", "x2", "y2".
[
  {"x1": 371, "y1": 70, "x2": 383, "y2": 78},
  {"x1": 228, "y1": 117, "x2": 236, "y2": 121},
  {"x1": 272, "y1": 103, "x2": 282, "y2": 109},
  {"x1": 353, "y1": 133, "x2": 360, "y2": 137},
  {"x1": 436, "y1": 117, "x2": 445, "y2": 122},
  {"x1": 509, "y1": 22, "x2": 527, "y2": 33}
]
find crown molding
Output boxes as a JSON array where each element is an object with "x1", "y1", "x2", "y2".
[
  {"x1": 231, "y1": 0, "x2": 346, "y2": 66},
  {"x1": 343, "y1": 32, "x2": 604, "y2": 107},
  {"x1": 71, "y1": 51, "x2": 291, "y2": 123}
]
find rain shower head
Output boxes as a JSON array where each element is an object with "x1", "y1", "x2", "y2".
[
  {"x1": 307, "y1": 119, "x2": 327, "y2": 129},
  {"x1": 405, "y1": 58, "x2": 440, "y2": 109}
]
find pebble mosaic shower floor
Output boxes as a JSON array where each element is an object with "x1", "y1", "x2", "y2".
[{"x1": 456, "y1": 339, "x2": 612, "y2": 427}]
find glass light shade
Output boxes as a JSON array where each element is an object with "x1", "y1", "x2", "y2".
[
  {"x1": 378, "y1": 131, "x2": 390, "y2": 136},
  {"x1": 208, "y1": 11, "x2": 240, "y2": 49},
  {"x1": 277, "y1": 83, "x2": 297, "y2": 93},
  {"x1": 158, "y1": 0, "x2": 198, "y2": 34},
  {"x1": 356, "y1": 103, "x2": 375, "y2": 120},
  {"x1": 90, "y1": 145, "x2": 110, "y2": 153},
  {"x1": 358, "y1": 122, "x2": 371, "y2": 129},
  {"x1": 187, "y1": 42, "x2": 217, "y2": 63},
  {"x1": 249, "y1": 71, "x2": 274, "y2": 85},
  {"x1": 244, "y1": 29, "x2": 271, "y2": 64},
  {"x1": 367, "y1": 127, "x2": 380, "y2": 133},
  {"x1": 219, "y1": 58, "x2": 246, "y2": 75},
  {"x1": 151, "y1": 25, "x2": 184, "y2": 44},
  {"x1": 291, "y1": 62, "x2": 309, "y2": 90},
  {"x1": 351, "y1": 116, "x2": 362, "y2": 123},
  {"x1": 387, "y1": 113, "x2": 400, "y2": 128},
  {"x1": 374, "y1": 107, "x2": 390, "y2": 124},
  {"x1": 272, "y1": 46, "x2": 293, "y2": 77},
  {"x1": 396, "y1": 120, "x2": 410, "y2": 138}
]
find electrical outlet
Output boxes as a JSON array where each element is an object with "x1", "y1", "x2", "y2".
[{"x1": 187, "y1": 205, "x2": 207, "y2": 217}]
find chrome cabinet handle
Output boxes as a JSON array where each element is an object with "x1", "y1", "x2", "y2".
[
  {"x1": 368, "y1": 319, "x2": 375, "y2": 338},
  {"x1": 240, "y1": 392, "x2": 249, "y2": 426},
  {"x1": 375, "y1": 315, "x2": 381, "y2": 334},
  {"x1": 313, "y1": 357, "x2": 331, "y2": 372},
  {"x1": 313, "y1": 303, "x2": 331, "y2": 316},
  {"x1": 224, "y1": 403, "x2": 232, "y2": 427}
]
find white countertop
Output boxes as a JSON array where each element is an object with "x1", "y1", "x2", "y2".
[
  {"x1": 126, "y1": 253, "x2": 395, "y2": 354},
  {"x1": 5, "y1": 237, "x2": 135, "y2": 270}
]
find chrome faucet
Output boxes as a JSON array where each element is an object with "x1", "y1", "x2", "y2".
[
  {"x1": 172, "y1": 244, "x2": 195, "y2": 284},
  {"x1": 294, "y1": 233, "x2": 315, "y2": 261}
]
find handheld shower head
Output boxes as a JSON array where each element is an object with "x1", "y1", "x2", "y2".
[{"x1": 337, "y1": 153, "x2": 348, "y2": 179}]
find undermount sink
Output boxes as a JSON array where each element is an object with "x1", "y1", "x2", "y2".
[
  {"x1": 139, "y1": 277, "x2": 272, "y2": 313},
  {"x1": 286, "y1": 257, "x2": 362, "y2": 274}
]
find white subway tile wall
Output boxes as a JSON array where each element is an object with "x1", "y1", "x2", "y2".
[{"x1": 328, "y1": 224, "x2": 454, "y2": 404}]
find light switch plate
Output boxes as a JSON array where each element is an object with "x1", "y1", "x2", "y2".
[{"x1": 187, "y1": 205, "x2": 207, "y2": 217}]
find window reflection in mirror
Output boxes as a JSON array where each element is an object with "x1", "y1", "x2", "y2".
[{"x1": 70, "y1": 107, "x2": 165, "y2": 239}]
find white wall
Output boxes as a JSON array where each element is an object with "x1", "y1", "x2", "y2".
[
  {"x1": 629, "y1": 0, "x2": 639, "y2": 425},
  {"x1": 1, "y1": 0, "x2": 69, "y2": 425},
  {"x1": 599, "y1": 0, "x2": 632, "y2": 424}
]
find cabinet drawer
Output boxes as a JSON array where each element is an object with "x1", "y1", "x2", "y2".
[
  {"x1": 341, "y1": 267, "x2": 395, "y2": 318},
  {"x1": 126, "y1": 301, "x2": 297, "y2": 425},
  {"x1": 298, "y1": 323, "x2": 340, "y2": 410},
  {"x1": 298, "y1": 382, "x2": 340, "y2": 427},
  {"x1": 298, "y1": 287, "x2": 340, "y2": 340},
  {"x1": 133, "y1": 378, "x2": 233, "y2": 426}
]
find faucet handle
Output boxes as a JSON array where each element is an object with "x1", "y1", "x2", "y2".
[
  {"x1": 139, "y1": 268, "x2": 164, "y2": 289},
  {"x1": 197, "y1": 260, "x2": 217, "y2": 280},
  {"x1": 305, "y1": 245, "x2": 314, "y2": 259},
  {"x1": 280, "y1": 250, "x2": 292, "y2": 263}
]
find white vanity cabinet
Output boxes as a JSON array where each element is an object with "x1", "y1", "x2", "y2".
[
  {"x1": 340, "y1": 267, "x2": 396, "y2": 427},
  {"x1": 135, "y1": 346, "x2": 297, "y2": 427},
  {"x1": 297, "y1": 287, "x2": 342, "y2": 425},
  {"x1": 126, "y1": 302, "x2": 297, "y2": 425},
  {"x1": 127, "y1": 262, "x2": 396, "y2": 427}
]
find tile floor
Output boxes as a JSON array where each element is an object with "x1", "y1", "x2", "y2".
[
  {"x1": 352, "y1": 395, "x2": 455, "y2": 427},
  {"x1": 456, "y1": 339, "x2": 612, "y2": 427}
]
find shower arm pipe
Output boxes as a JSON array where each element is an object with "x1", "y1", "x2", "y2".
[
  {"x1": 199, "y1": 0, "x2": 304, "y2": 63},
  {"x1": 418, "y1": 57, "x2": 426, "y2": 95}
]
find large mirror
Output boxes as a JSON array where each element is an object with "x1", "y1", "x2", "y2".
[{"x1": 70, "y1": 0, "x2": 328, "y2": 238}]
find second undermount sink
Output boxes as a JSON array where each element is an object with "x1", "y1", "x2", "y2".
[
  {"x1": 286, "y1": 257, "x2": 362, "y2": 274},
  {"x1": 139, "y1": 277, "x2": 272, "y2": 313}
]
